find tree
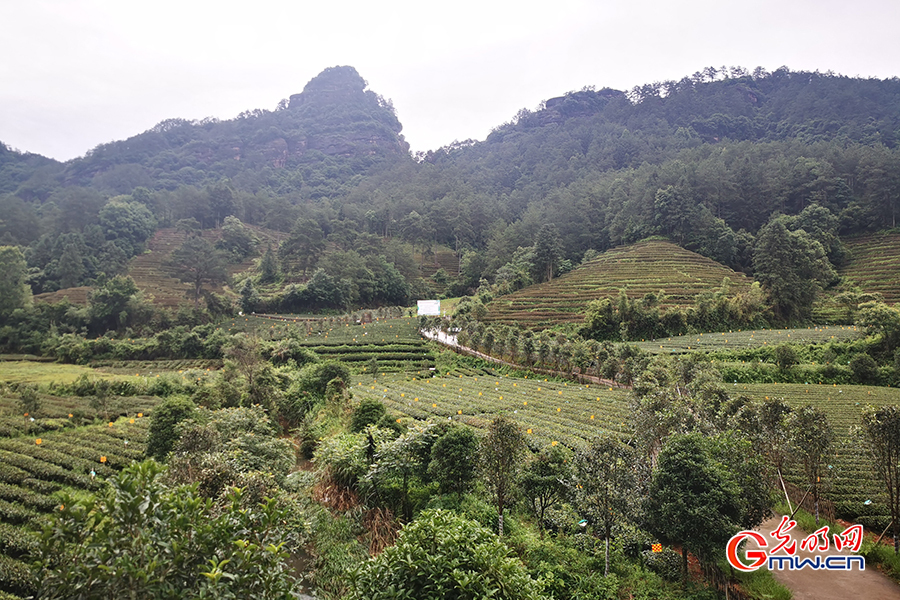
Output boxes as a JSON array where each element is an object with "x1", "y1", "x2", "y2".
[
  {"x1": 646, "y1": 432, "x2": 742, "y2": 578},
  {"x1": 850, "y1": 353, "x2": 879, "y2": 384},
  {"x1": 755, "y1": 398, "x2": 794, "y2": 490},
  {"x1": 257, "y1": 244, "x2": 279, "y2": 283},
  {"x1": 481, "y1": 416, "x2": 525, "y2": 536},
  {"x1": 146, "y1": 396, "x2": 197, "y2": 461},
  {"x1": 521, "y1": 445, "x2": 570, "y2": 537},
  {"x1": 88, "y1": 275, "x2": 140, "y2": 331},
  {"x1": 752, "y1": 218, "x2": 836, "y2": 321},
  {"x1": 345, "y1": 509, "x2": 544, "y2": 600},
  {"x1": 98, "y1": 199, "x2": 157, "y2": 257},
  {"x1": 428, "y1": 424, "x2": 479, "y2": 498},
  {"x1": 280, "y1": 217, "x2": 325, "y2": 277},
  {"x1": 17, "y1": 384, "x2": 40, "y2": 416},
  {"x1": 654, "y1": 185, "x2": 694, "y2": 244},
  {"x1": 351, "y1": 398, "x2": 387, "y2": 432},
  {"x1": 207, "y1": 180, "x2": 236, "y2": 227},
  {"x1": 89, "y1": 379, "x2": 113, "y2": 422},
  {"x1": 366, "y1": 424, "x2": 437, "y2": 522},
  {"x1": 38, "y1": 461, "x2": 302, "y2": 599},
  {"x1": 789, "y1": 405, "x2": 834, "y2": 525},
  {"x1": 532, "y1": 223, "x2": 563, "y2": 283},
  {"x1": 774, "y1": 343, "x2": 800, "y2": 370},
  {"x1": 574, "y1": 434, "x2": 639, "y2": 575},
  {"x1": 0, "y1": 246, "x2": 31, "y2": 317},
  {"x1": 216, "y1": 216, "x2": 258, "y2": 261},
  {"x1": 857, "y1": 300, "x2": 900, "y2": 351},
  {"x1": 223, "y1": 334, "x2": 270, "y2": 407},
  {"x1": 862, "y1": 406, "x2": 900, "y2": 553},
  {"x1": 167, "y1": 235, "x2": 228, "y2": 304},
  {"x1": 56, "y1": 241, "x2": 85, "y2": 289}
]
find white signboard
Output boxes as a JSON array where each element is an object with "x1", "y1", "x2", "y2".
[{"x1": 417, "y1": 300, "x2": 441, "y2": 316}]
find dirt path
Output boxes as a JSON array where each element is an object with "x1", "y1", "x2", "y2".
[
  {"x1": 422, "y1": 329, "x2": 621, "y2": 388},
  {"x1": 746, "y1": 516, "x2": 900, "y2": 600}
]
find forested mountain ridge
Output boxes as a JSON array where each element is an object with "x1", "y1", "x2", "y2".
[
  {"x1": 2, "y1": 66, "x2": 407, "y2": 202},
  {"x1": 1, "y1": 65, "x2": 899, "y2": 320}
]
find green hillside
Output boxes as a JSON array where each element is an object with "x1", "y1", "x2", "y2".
[
  {"x1": 840, "y1": 232, "x2": 900, "y2": 304},
  {"x1": 483, "y1": 240, "x2": 753, "y2": 328}
]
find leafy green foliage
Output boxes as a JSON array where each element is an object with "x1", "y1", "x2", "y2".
[
  {"x1": 428, "y1": 424, "x2": 479, "y2": 497},
  {"x1": 146, "y1": 396, "x2": 197, "y2": 461},
  {"x1": 481, "y1": 416, "x2": 526, "y2": 536},
  {"x1": 574, "y1": 434, "x2": 639, "y2": 574},
  {"x1": 168, "y1": 405, "x2": 295, "y2": 498},
  {"x1": 646, "y1": 433, "x2": 742, "y2": 574},
  {"x1": 788, "y1": 404, "x2": 834, "y2": 525},
  {"x1": 862, "y1": 405, "x2": 900, "y2": 552},
  {"x1": 753, "y1": 217, "x2": 837, "y2": 321},
  {"x1": 351, "y1": 398, "x2": 387, "y2": 433},
  {"x1": 215, "y1": 216, "x2": 259, "y2": 261},
  {"x1": 166, "y1": 235, "x2": 228, "y2": 303},
  {"x1": 345, "y1": 509, "x2": 545, "y2": 600},
  {"x1": 521, "y1": 445, "x2": 570, "y2": 534},
  {"x1": 0, "y1": 246, "x2": 30, "y2": 317},
  {"x1": 37, "y1": 460, "x2": 303, "y2": 599},
  {"x1": 87, "y1": 274, "x2": 141, "y2": 332}
]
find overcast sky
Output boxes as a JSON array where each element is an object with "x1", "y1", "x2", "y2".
[{"x1": 2, "y1": 0, "x2": 898, "y2": 161}]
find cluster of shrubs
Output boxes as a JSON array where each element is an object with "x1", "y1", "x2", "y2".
[{"x1": 45, "y1": 323, "x2": 231, "y2": 364}]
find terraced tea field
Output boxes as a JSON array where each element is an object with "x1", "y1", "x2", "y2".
[
  {"x1": 228, "y1": 315, "x2": 435, "y2": 372},
  {"x1": 633, "y1": 325, "x2": 863, "y2": 354},
  {"x1": 737, "y1": 382, "x2": 900, "y2": 529},
  {"x1": 357, "y1": 368, "x2": 900, "y2": 530},
  {"x1": 34, "y1": 225, "x2": 289, "y2": 309},
  {"x1": 0, "y1": 392, "x2": 152, "y2": 599},
  {"x1": 483, "y1": 240, "x2": 754, "y2": 328},
  {"x1": 31, "y1": 286, "x2": 91, "y2": 306},
  {"x1": 840, "y1": 233, "x2": 900, "y2": 305},
  {"x1": 352, "y1": 372, "x2": 631, "y2": 450}
]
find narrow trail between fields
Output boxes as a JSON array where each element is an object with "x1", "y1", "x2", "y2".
[
  {"x1": 747, "y1": 516, "x2": 900, "y2": 600},
  {"x1": 421, "y1": 329, "x2": 622, "y2": 388}
]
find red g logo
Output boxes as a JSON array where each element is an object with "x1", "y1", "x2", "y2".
[{"x1": 726, "y1": 531, "x2": 768, "y2": 572}]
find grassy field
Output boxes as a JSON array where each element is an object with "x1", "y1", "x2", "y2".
[
  {"x1": 0, "y1": 361, "x2": 129, "y2": 385},
  {"x1": 483, "y1": 240, "x2": 754, "y2": 329},
  {"x1": 633, "y1": 324, "x2": 863, "y2": 354}
]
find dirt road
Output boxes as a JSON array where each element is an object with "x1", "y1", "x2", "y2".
[{"x1": 745, "y1": 517, "x2": 900, "y2": 600}]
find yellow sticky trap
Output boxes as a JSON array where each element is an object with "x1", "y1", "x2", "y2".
[
  {"x1": 35, "y1": 438, "x2": 42, "y2": 445},
  {"x1": 100, "y1": 456, "x2": 107, "y2": 463}
]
